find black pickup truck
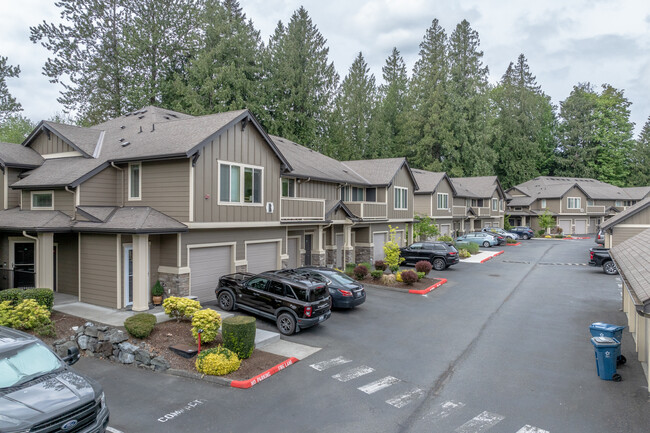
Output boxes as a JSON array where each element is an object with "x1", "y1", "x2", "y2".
[
  {"x1": 589, "y1": 247, "x2": 618, "y2": 275},
  {"x1": 215, "y1": 272, "x2": 332, "y2": 335}
]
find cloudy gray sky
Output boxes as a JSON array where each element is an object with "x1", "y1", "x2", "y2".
[{"x1": 2, "y1": 0, "x2": 649, "y2": 134}]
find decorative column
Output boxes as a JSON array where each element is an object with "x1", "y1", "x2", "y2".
[
  {"x1": 407, "y1": 222, "x2": 414, "y2": 245},
  {"x1": 37, "y1": 233, "x2": 54, "y2": 289},
  {"x1": 314, "y1": 225, "x2": 326, "y2": 266},
  {"x1": 343, "y1": 224, "x2": 354, "y2": 265},
  {"x1": 132, "y1": 234, "x2": 149, "y2": 312}
]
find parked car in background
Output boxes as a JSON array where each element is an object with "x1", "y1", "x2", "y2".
[
  {"x1": 400, "y1": 241, "x2": 459, "y2": 270},
  {"x1": 589, "y1": 247, "x2": 618, "y2": 275},
  {"x1": 456, "y1": 232, "x2": 500, "y2": 248},
  {"x1": 0, "y1": 326, "x2": 110, "y2": 433},
  {"x1": 275, "y1": 267, "x2": 366, "y2": 309},
  {"x1": 509, "y1": 226, "x2": 535, "y2": 240},
  {"x1": 215, "y1": 271, "x2": 332, "y2": 335},
  {"x1": 595, "y1": 229, "x2": 605, "y2": 245},
  {"x1": 482, "y1": 227, "x2": 519, "y2": 240}
]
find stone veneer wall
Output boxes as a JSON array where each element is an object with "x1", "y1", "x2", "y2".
[
  {"x1": 158, "y1": 272, "x2": 190, "y2": 297},
  {"x1": 344, "y1": 249, "x2": 354, "y2": 266},
  {"x1": 312, "y1": 252, "x2": 326, "y2": 266},
  {"x1": 355, "y1": 247, "x2": 372, "y2": 265},
  {"x1": 326, "y1": 249, "x2": 336, "y2": 267}
]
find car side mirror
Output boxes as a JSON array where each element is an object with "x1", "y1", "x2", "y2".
[{"x1": 63, "y1": 346, "x2": 80, "y2": 366}]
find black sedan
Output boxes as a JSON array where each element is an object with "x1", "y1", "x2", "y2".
[
  {"x1": 400, "y1": 241, "x2": 459, "y2": 271},
  {"x1": 275, "y1": 267, "x2": 366, "y2": 309}
]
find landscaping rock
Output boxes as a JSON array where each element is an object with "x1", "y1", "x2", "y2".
[
  {"x1": 150, "y1": 356, "x2": 170, "y2": 371},
  {"x1": 135, "y1": 349, "x2": 152, "y2": 364},
  {"x1": 107, "y1": 329, "x2": 128, "y2": 344},
  {"x1": 96, "y1": 341, "x2": 113, "y2": 357},
  {"x1": 118, "y1": 341, "x2": 139, "y2": 354},
  {"x1": 54, "y1": 341, "x2": 78, "y2": 358},
  {"x1": 118, "y1": 351, "x2": 135, "y2": 364},
  {"x1": 84, "y1": 326, "x2": 99, "y2": 338}
]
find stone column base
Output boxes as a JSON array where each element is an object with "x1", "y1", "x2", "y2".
[
  {"x1": 326, "y1": 250, "x2": 336, "y2": 267},
  {"x1": 344, "y1": 248, "x2": 354, "y2": 266},
  {"x1": 312, "y1": 252, "x2": 326, "y2": 266},
  {"x1": 355, "y1": 246, "x2": 372, "y2": 264},
  {"x1": 158, "y1": 272, "x2": 190, "y2": 297}
]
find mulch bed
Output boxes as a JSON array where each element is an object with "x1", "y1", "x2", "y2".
[
  {"x1": 37, "y1": 311, "x2": 287, "y2": 381},
  {"x1": 360, "y1": 275, "x2": 440, "y2": 291}
]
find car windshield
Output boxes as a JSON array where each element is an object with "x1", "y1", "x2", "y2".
[
  {"x1": 0, "y1": 342, "x2": 63, "y2": 389},
  {"x1": 320, "y1": 270, "x2": 355, "y2": 285}
]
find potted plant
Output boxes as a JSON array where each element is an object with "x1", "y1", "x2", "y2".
[{"x1": 151, "y1": 281, "x2": 164, "y2": 305}]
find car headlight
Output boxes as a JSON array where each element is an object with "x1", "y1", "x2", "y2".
[{"x1": 96, "y1": 392, "x2": 106, "y2": 409}]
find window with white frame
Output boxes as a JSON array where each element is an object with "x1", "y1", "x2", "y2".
[
  {"x1": 615, "y1": 200, "x2": 622, "y2": 207},
  {"x1": 394, "y1": 187, "x2": 408, "y2": 210},
  {"x1": 352, "y1": 187, "x2": 364, "y2": 201},
  {"x1": 219, "y1": 162, "x2": 263, "y2": 204},
  {"x1": 587, "y1": 200, "x2": 594, "y2": 207},
  {"x1": 31, "y1": 191, "x2": 53, "y2": 210},
  {"x1": 128, "y1": 163, "x2": 141, "y2": 200},
  {"x1": 500, "y1": 199, "x2": 504, "y2": 211},
  {"x1": 282, "y1": 178, "x2": 295, "y2": 197},
  {"x1": 437, "y1": 193, "x2": 449, "y2": 210},
  {"x1": 541, "y1": 199, "x2": 547, "y2": 209},
  {"x1": 491, "y1": 198, "x2": 498, "y2": 211},
  {"x1": 365, "y1": 188, "x2": 376, "y2": 202},
  {"x1": 567, "y1": 197, "x2": 581, "y2": 209}
]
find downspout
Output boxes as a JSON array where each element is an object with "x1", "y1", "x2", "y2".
[
  {"x1": 22, "y1": 231, "x2": 39, "y2": 287},
  {"x1": 111, "y1": 162, "x2": 124, "y2": 206},
  {"x1": 65, "y1": 186, "x2": 76, "y2": 220}
]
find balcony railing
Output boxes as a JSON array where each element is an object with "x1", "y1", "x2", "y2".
[
  {"x1": 587, "y1": 206, "x2": 606, "y2": 214},
  {"x1": 452, "y1": 206, "x2": 467, "y2": 216},
  {"x1": 280, "y1": 197, "x2": 326, "y2": 221},
  {"x1": 344, "y1": 202, "x2": 387, "y2": 220}
]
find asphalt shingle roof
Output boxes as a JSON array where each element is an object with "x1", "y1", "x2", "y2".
[
  {"x1": 611, "y1": 228, "x2": 650, "y2": 305},
  {"x1": 73, "y1": 206, "x2": 188, "y2": 234},
  {"x1": 0, "y1": 207, "x2": 71, "y2": 232},
  {"x1": 622, "y1": 186, "x2": 650, "y2": 201},
  {"x1": 450, "y1": 176, "x2": 500, "y2": 198},
  {"x1": 342, "y1": 158, "x2": 407, "y2": 186},
  {"x1": 512, "y1": 176, "x2": 631, "y2": 200},
  {"x1": 411, "y1": 169, "x2": 446, "y2": 193},
  {"x1": 507, "y1": 196, "x2": 536, "y2": 206},
  {"x1": 11, "y1": 157, "x2": 106, "y2": 188},
  {"x1": 43, "y1": 121, "x2": 103, "y2": 157},
  {"x1": 0, "y1": 141, "x2": 44, "y2": 168},
  {"x1": 601, "y1": 196, "x2": 650, "y2": 230}
]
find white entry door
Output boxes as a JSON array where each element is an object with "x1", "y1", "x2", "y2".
[{"x1": 123, "y1": 245, "x2": 133, "y2": 307}]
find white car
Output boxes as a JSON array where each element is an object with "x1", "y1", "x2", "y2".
[{"x1": 482, "y1": 227, "x2": 519, "y2": 240}]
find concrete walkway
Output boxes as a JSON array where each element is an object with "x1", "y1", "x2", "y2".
[{"x1": 460, "y1": 249, "x2": 505, "y2": 263}]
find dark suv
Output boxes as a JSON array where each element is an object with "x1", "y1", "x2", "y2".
[
  {"x1": 0, "y1": 326, "x2": 110, "y2": 433},
  {"x1": 400, "y1": 241, "x2": 459, "y2": 270},
  {"x1": 215, "y1": 272, "x2": 332, "y2": 335},
  {"x1": 274, "y1": 267, "x2": 366, "y2": 309},
  {"x1": 509, "y1": 226, "x2": 535, "y2": 240}
]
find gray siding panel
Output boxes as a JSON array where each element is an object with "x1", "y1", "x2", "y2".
[
  {"x1": 159, "y1": 234, "x2": 178, "y2": 267},
  {"x1": 7, "y1": 169, "x2": 21, "y2": 208},
  {"x1": 387, "y1": 166, "x2": 414, "y2": 220},
  {"x1": 56, "y1": 233, "x2": 78, "y2": 295},
  {"x1": 30, "y1": 131, "x2": 76, "y2": 155},
  {"x1": 80, "y1": 234, "x2": 117, "y2": 308},
  {"x1": 299, "y1": 181, "x2": 338, "y2": 200},
  {"x1": 613, "y1": 226, "x2": 649, "y2": 247},
  {"x1": 81, "y1": 167, "x2": 117, "y2": 206},
  {"x1": 623, "y1": 210, "x2": 650, "y2": 225},
  {"x1": 21, "y1": 189, "x2": 74, "y2": 216}
]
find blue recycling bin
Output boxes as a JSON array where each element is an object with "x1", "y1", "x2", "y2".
[
  {"x1": 591, "y1": 336, "x2": 622, "y2": 381},
  {"x1": 589, "y1": 322, "x2": 626, "y2": 365}
]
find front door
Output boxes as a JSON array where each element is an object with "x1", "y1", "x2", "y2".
[
  {"x1": 14, "y1": 242, "x2": 35, "y2": 288},
  {"x1": 123, "y1": 245, "x2": 133, "y2": 307},
  {"x1": 304, "y1": 234, "x2": 313, "y2": 266}
]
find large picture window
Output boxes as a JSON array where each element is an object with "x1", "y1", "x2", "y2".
[
  {"x1": 128, "y1": 163, "x2": 141, "y2": 200},
  {"x1": 219, "y1": 162, "x2": 262, "y2": 204},
  {"x1": 31, "y1": 191, "x2": 53, "y2": 210},
  {"x1": 394, "y1": 187, "x2": 407, "y2": 210},
  {"x1": 567, "y1": 197, "x2": 581, "y2": 209},
  {"x1": 437, "y1": 193, "x2": 449, "y2": 210}
]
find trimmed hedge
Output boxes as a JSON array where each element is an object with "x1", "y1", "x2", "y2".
[
  {"x1": 353, "y1": 265, "x2": 369, "y2": 280},
  {"x1": 222, "y1": 315, "x2": 256, "y2": 359},
  {"x1": 163, "y1": 296, "x2": 201, "y2": 321},
  {"x1": 455, "y1": 242, "x2": 479, "y2": 255},
  {"x1": 0, "y1": 288, "x2": 54, "y2": 311},
  {"x1": 191, "y1": 309, "x2": 221, "y2": 343},
  {"x1": 124, "y1": 313, "x2": 157, "y2": 338},
  {"x1": 370, "y1": 270, "x2": 383, "y2": 279},
  {"x1": 196, "y1": 346, "x2": 241, "y2": 375},
  {"x1": 415, "y1": 260, "x2": 432, "y2": 274}
]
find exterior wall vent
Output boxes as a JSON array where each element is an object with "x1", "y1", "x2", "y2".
[{"x1": 266, "y1": 202, "x2": 274, "y2": 214}]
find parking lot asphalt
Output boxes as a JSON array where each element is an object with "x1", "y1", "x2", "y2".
[{"x1": 76, "y1": 238, "x2": 650, "y2": 433}]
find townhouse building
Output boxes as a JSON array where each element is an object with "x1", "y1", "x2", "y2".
[
  {"x1": 599, "y1": 197, "x2": 650, "y2": 248},
  {"x1": 450, "y1": 176, "x2": 506, "y2": 234}
]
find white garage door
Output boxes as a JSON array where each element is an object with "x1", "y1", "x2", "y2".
[
  {"x1": 575, "y1": 219, "x2": 587, "y2": 234},
  {"x1": 373, "y1": 232, "x2": 386, "y2": 262},
  {"x1": 247, "y1": 242, "x2": 278, "y2": 273},
  {"x1": 190, "y1": 246, "x2": 232, "y2": 303},
  {"x1": 287, "y1": 238, "x2": 299, "y2": 268},
  {"x1": 440, "y1": 224, "x2": 451, "y2": 237},
  {"x1": 335, "y1": 234, "x2": 344, "y2": 268},
  {"x1": 558, "y1": 219, "x2": 572, "y2": 235}
]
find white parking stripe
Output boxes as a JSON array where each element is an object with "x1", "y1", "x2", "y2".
[
  {"x1": 516, "y1": 425, "x2": 549, "y2": 433},
  {"x1": 358, "y1": 376, "x2": 400, "y2": 394},
  {"x1": 332, "y1": 365, "x2": 375, "y2": 382},
  {"x1": 385, "y1": 388, "x2": 424, "y2": 408},
  {"x1": 309, "y1": 356, "x2": 352, "y2": 371},
  {"x1": 425, "y1": 400, "x2": 466, "y2": 420},
  {"x1": 455, "y1": 411, "x2": 504, "y2": 433},
  {"x1": 106, "y1": 427, "x2": 124, "y2": 433}
]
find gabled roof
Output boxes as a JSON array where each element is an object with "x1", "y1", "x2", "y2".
[
  {"x1": 451, "y1": 176, "x2": 502, "y2": 199},
  {"x1": 611, "y1": 228, "x2": 650, "y2": 307},
  {"x1": 601, "y1": 196, "x2": 650, "y2": 230},
  {"x1": 0, "y1": 207, "x2": 71, "y2": 232},
  {"x1": 0, "y1": 141, "x2": 44, "y2": 169},
  {"x1": 512, "y1": 176, "x2": 630, "y2": 201},
  {"x1": 411, "y1": 169, "x2": 456, "y2": 195},
  {"x1": 507, "y1": 196, "x2": 536, "y2": 207},
  {"x1": 324, "y1": 200, "x2": 358, "y2": 221},
  {"x1": 73, "y1": 206, "x2": 188, "y2": 234},
  {"x1": 11, "y1": 157, "x2": 107, "y2": 189},
  {"x1": 342, "y1": 158, "x2": 419, "y2": 189},
  {"x1": 622, "y1": 186, "x2": 650, "y2": 201}
]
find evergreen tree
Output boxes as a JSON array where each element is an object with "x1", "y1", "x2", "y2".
[
  {"x1": 263, "y1": 7, "x2": 339, "y2": 151},
  {"x1": 0, "y1": 115, "x2": 34, "y2": 144},
  {"x1": 166, "y1": 0, "x2": 263, "y2": 115},
  {"x1": 328, "y1": 52, "x2": 376, "y2": 160},
  {"x1": 0, "y1": 56, "x2": 22, "y2": 122},
  {"x1": 444, "y1": 19, "x2": 493, "y2": 176},
  {"x1": 629, "y1": 116, "x2": 650, "y2": 186}
]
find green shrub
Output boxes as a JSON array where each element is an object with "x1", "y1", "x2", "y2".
[
  {"x1": 506, "y1": 238, "x2": 517, "y2": 244},
  {"x1": 400, "y1": 270, "x2": 418, "y2": 285},
  {"x1": 353, "y1": 265, "x2": 369, "y2": 280},
  {"x1": 389, "y1": 264, "x2": 400, "y2": 273},
  {"x1": 222, "y1": 315, "x2": 256, "y2": 359},
  {"x1": 359, "y1": 262, "x2": 372, "y2": 270},
  {"x1": 467, "y1": 243, "x2": 479, "y2": 255},
  {"x1": 438, "y1": 235, "x2": 453, "y2": 242},
  {"x1": 151, "y1": 281, "x2": 164, "y2": 297},
  {"x1": 35, "y1": 322, "x2": 57, "y2": 338},
  {"x1": 0, "y1": 288, "x2": 24, "y2": 305},
  {"x1": 370, "y1": 270, "x2": 383, "y2": 279},
  {"x1": 417, "y1": 272, "x2": 426, "y2": 280},
  {"x1": 0, "y1": 299, "x2": 51, "y2": 330},
  {"x1": 537, "y1": 229, "x2": 545, "y2": 237},
  {"x1": 163, "y1": 296, "x2": 201, "y2": 321},
  {"x1": 191, "y1": 309, "x2": 222, "y2": 343},
  {"x1": 124, "y1": 313, "x2": 157, "y2": 339},
  {"x1": 374, "y1": 260, "x2": 387, "y2": 271},
  {"x1": 459, "y1": 249, "x2": 471, "y2": 258},
  {"x1": 415, "y1": 260, "x2": 432, "y2": 274},
  {"x1": 195, "y1": 346, "x2": 241, "y2": 376},
  {"x1": 345, "y1": 263, "x2": 356, "y2": 273},
  {"x1": 22, "y1": 289, "x2": 54, "y2": 311},
  {"x1": 554, "y1": 234, "x2": 564, "y2": 238}
]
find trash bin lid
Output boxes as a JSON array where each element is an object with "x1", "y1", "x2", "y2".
[
  {"x1": 591, "y1": 336, "x2": 620, "y2": 347},
  {"x1": 590, "y1": 322, "x2": 626, "y2": 333}
]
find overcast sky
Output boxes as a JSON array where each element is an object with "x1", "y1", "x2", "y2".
[{"x1": 2, "y1": 0, "x2": 649, "y2": 134}]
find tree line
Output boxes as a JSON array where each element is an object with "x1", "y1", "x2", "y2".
[{"x1": 1, "y1": 0, "x2": 649, "y2": 189}]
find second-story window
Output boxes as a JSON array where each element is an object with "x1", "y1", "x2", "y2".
[
  {"x1": 282, "y1": 178, "x2": 295, "y2": 198},
  {"x1": 366, "y1": 188, "x2": 376, "y2": 202},
  {"x1": 352, "y1": 187, "x2": 364, "y2": 201},
  {"x1": 541, "y1": 199, "x2": 547, "y2": 209},
  {"x1": 219, "y1": 162, "x2": 263, "y2": 204},
  {"x1": 128, "y1": 162, "x2": 141, "y2": 200},
  {"x1": 587, "y1": 200, "x2": 595, "y2": 207},
  {"x1": 437, "y1": 193, "x2": 449, "y2": 210},
  {"x1": 492, "y1": 198, "x2": 498, "y2": 211},
  {"x1": 471, "y1": 199, "x2": 484, "y2": 207},
  {"x1": 615, "y1": 200, "x2": 622, "y2": 207},
  {"x1": 567, "y1": 197, "x2": 581, "y2": 209},
  {"x1": 394, "y1": 187, "x2": 407, "y2": 210},
  {"x1": 31, "y1": 191, "x2": 53, "y2": 210},
  {"x1": 340, "y1": 186, "x2": 350, "y2": 201}
]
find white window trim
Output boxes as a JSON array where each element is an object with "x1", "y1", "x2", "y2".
[
  {"x1": 128, "y1": 162, "x2": 142, "y2": 201},
  {"x1": 491, "y1": 198, "x2": 498, "y2": 211},
  {"x1": 394, "y1": 187, "x2": 408, "y2": 210},
  {"x1": 282, "y1": 178, "x2": 296, "y2": 198},
  {"x1": 541, "y1": 199, "x2": 547, "y2": 209},
  {"x1": 437, "y1": 193, "x2": 449, "y2": 210},
  {"x1": 567, "y1": 197, "x2": 581, "y2": 209},
  {"x1": 31, "y1": 190, "x2": 54, "y2": 210},
  {"x1": 217, "y1": 160, "x2": 264, "y2": 206}
]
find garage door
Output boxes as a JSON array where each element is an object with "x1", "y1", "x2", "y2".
[
  {"x1": 558, "y1": 219, "x2": 572, "y2": 235},
  {"x1": 335, "y1": 234, "x2": 344, "y2": 268},
  {"x1": 189, "y1": 246, "x2": 232, "y2": 303},
  {"x1": 287, "y1": 238, "x2": 299, "y2": 268},
  {"x1": 575, "y1": 219, "x2": 587, "y2": 234},
  {"x1": 247, "y1": 242, "x2": 278, "y2": 273},
  {"x1": 373, "y1": 232, "x2": 386, "y2": 262},
  {"x1": 440, "y1": 224, "x2": 451, "y2": 237}
]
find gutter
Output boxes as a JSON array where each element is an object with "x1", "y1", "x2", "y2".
[{"x1": 110, "y1": 162, "x2": 124, "y2": 206}]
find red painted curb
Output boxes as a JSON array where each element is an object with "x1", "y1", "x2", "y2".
[
  {"x1": 506, "y1": 242, "x2": 521, "y2": 246},
  {"x1": 230, "y1": 357, "x2": 299, "y2": 389},
  {"x1": 408, "y1": 278, "x2": 448, "y2": 294},
  {"x1": 480, "y1": 250, "x2": 504, "y2": 263}
]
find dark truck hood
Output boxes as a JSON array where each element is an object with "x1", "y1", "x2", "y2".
[{"x1": 0, "y1": 370, "x2": 97, "y2": 431}]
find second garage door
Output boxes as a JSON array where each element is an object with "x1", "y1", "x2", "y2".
[
  {"x1": 247, "y1": 242, "x2": 279, "y2": 273},
  {"x1": 189, "y1": 246, "x2": 232, "y2": 303},
  {"x1": 575, "y1": 219, "x2": 587, "y2": 234},
  {"x1": 558, "y1": 219, "x2": 572, "y2": 235}
]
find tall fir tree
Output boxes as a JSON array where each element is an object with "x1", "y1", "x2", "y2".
[
  {"x1": 328, "y1": 52, "x2": 376, "y2": 160},
  {"x1": 629, "y1": 116, "x2": 650, "y2": 186},
  {"x1": 444, "y1": 19, "x2": 494, "y2": 176},
  {"x1": 263, "y1": 7, "x2": 339, "y2": 151},
  {"x1": 0, "y1": 56, "x2": 22, "y2": 122},
  {"x1": 0, "y1": 115, "x2": 34, "y2": 144}
]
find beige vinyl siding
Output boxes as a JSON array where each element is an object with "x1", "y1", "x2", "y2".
[
  {"x1": 620, "y1": 210, "x2": 650, "y2": 225},
  {"x1": 21, "y1": 189, "x2": 75, "y2": 216},
  {"x1": 120, "y1": 159, "x2": 190, "y2": 221},
  {"x1": 55, "y1": 233, "x2": 78, "y2": 295},
  {"x1": 387, "y1": 166, "x2": 414, "y2": 220},
  {"x1": 30, "y1": 131, "x2": 77, "y2": 155},
  {"x1": 612, "y1": 226, "x2": 649, "y2": 247},
  {"x1": 431, "y1": 178, "x2": 454, "y2": 218},
  {"x1": 80, "y1": 234, "x2": 117, "y2": 308},
  {"x1": 540, "y1": 198, "x2": 561, "y2": 213},
  {"x1": 159, "y1": 234, "x2": 178, "y2": 267},
  {"x1": 414, "y1": 195, "x2": 429, "y2": 215},
  {"x1": 0, "y1": 171, "x2": 4, "y2": 209},
  {"x1": 6, "y1": 169, "x2": 21, "y2": 208},
  {"x1": 149, "y1": 235, "x2": 160, "y2": 285},
  {"x1": 561, "y1": 187, "x2": 587, "y2": 214},
  {"x1": 298, "y1": 180, "x2": 338, "y2": 200},
  {"x1": 193, "y1": 124, "x2": 282, "y2": 223},
  {"x1": 80, "y1": 166, "x2": 117, "y2": 206}
]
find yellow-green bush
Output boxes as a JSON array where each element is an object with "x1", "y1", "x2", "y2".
[
  {"x1": 459, "y1": 248, "x2": 471, "y2": 258},
  {"x1": 395, "y1": 271, "x2": 403, "y2": 282},
  {"x1": 191, "y1": 309, "x2": 222, "y2": 343},
  {"x1": 163, "y1": 296, "x2": 201, "y2": 321},
  {"x1": 195, "y1": 346, "x2": 241, "y2": 376},
  {"x1": 0, "y1": 299, "x2": 51, "y2": 330}
]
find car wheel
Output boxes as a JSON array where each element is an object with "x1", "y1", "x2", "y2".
[
  {"x1": 432, "y1": 258, "x2": 446, "y2": 271},
  {"x1": 277, "y1": 312, "x2": 296, "y2": 335},
  {"x1": 218, "y1": 291, "x2": 235, "y2": 311},
  {"x1": 603, "y1": 261, "x2": 618, "y2": 275},
  {"x1": 482, "y1": 241, "x2": 490, "y2": 247},
  {"x1": 523, "y1": 234, "x2": 529, "y2": 240}
]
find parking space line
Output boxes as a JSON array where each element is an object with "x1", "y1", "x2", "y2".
[
  {"x1": 309, "y1": 356, "x2": 352, "y2": 371},
  {"x1": 424, "y1": 400, "x2": 466, "y2": 420},
  {"x1": 455, "y1": 411, "x2": 504, "y2": 433},
  {"x1": 385, "y1": 388, "x2": 424, "y2": 408},
  {"x1": 516, "y1": 425, "x2": 549, "y2": 433},
  {"x1": 332, "y1": 365, "x2": 375, "y2": 382},
  {"x1": 106, "y1": 427, "x2": 124, "y2": 433},
  {"x1": 358, "y1": 376, "x2": 400, "y2": 394}
]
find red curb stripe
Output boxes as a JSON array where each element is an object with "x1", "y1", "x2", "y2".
[
  {"x1": 480, "y1": 250, "x2": 504, "y2": 263},
  {"x1": 506, "y1": 242, "x2": 521, "y2": 246},
  {"x1": 230, "y1": 357, "x2": 299, "y2": 389},
  {"x1": 408, "y1": 278, "x2": 448, "y2": 294}
]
